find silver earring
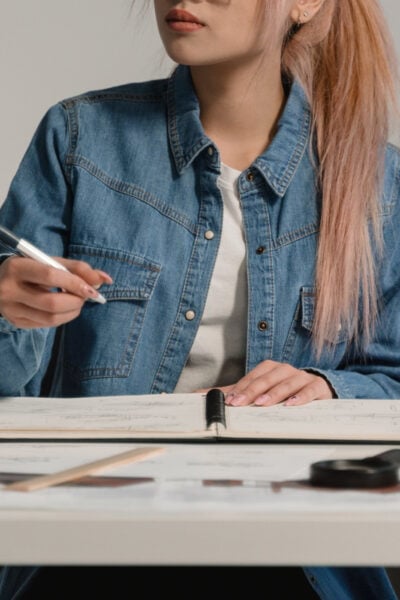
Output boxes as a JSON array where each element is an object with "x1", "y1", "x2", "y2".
[{"x1": 297, "y1": 9, "x2": 309, "y2": 25}]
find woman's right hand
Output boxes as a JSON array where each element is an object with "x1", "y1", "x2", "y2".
[{"x1": 0, "y1": 256, "x2": 112, "y2": 329}]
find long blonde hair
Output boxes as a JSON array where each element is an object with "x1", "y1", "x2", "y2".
[{"x1": 275, "y1": 0, "x2": 398, "y2": 356}]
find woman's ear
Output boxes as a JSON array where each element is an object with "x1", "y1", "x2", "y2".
[{"x1": 290, "y1": 0, "x2": 326, "y2": 25}]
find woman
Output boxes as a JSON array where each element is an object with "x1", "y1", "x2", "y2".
[{"x1": 0, "y1": 0, "x2": 399, "y2": 598}]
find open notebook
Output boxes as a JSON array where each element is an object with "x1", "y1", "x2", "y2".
[{"x1": 0, "y1": 389, "x2": 400, "y2": 442}]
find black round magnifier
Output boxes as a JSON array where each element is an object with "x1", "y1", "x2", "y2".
[{"x1": 310, "y1": 449, "x2": 400, "y2": 489}]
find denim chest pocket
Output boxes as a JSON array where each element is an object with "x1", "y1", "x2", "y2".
[
  {"x1": 282, "y1": 286, "x2": 348, "y2": 364},
  {"x1": 63, "y1": 245, "x2": 161, "y2": 380}
]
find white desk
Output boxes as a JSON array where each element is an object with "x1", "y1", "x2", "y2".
[{"x1": 0, "y1": 441, "x2": 399, "y2": 565}]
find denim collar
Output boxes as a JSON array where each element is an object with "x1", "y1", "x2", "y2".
[
  {"x1": 167, "y1": 64, "x2": 312, "y2": 196},
  {"x1": 167, "y1": 65, "x2": 211, "y2": 173}
]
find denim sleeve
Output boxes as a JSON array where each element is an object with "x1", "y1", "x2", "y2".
[
  {"x1": 304, "y1": 287, "x2": 400, "y2": 399},
  {"x1": 0, "y1": 102, "x2": 71, "y2": 396},
  {"x1": 305, "y1": 275, "x2": 400, "y2": 400}
]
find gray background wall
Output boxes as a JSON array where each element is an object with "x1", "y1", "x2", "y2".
[
  {"x1": 0, "y1": 0, "x2": 399, "y2": 202},
  {"x1": 0, "y1": 0, "x2": 173, "y2": 202}
]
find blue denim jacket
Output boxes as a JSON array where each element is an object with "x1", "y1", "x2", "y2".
[
  {"x1": 1, "y1": 65, "x2": 400, "y2": 400},
  {"x1": 0, "y1": 65, "x2": 399, "y2": 599}
]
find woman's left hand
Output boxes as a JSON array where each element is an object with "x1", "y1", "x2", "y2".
[{"x1": 197, "y1": 360, "x2": 334, "y2": 406}]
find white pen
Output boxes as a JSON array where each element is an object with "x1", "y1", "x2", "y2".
[{"x1": 0, "y1": 224, "x2": 106, "y2": 304}]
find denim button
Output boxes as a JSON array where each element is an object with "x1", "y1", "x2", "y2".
[
  {"x1": 204, "y1": 230, "x2": 214, "y2": 240},
  {"x1": 207, "y1": 147, "x2": 214, "y2": 156},
  {"x1": 246, "y1": 170, "x2": 255, "y2": 182},
  {"x1": 258, "y1": 320, "x2": 268, "y2": 331},
  {"x1": 185, "y1": 310, "x2": 196, "y2": 321},
  {"x1": 256, "y1": 246, "x2": 265, "y2": 254}
]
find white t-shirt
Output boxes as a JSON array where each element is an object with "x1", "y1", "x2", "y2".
[{"x1": 174, "y1": 163, "x2": 247, "y2": 392}]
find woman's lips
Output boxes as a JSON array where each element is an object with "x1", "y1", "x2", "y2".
[{"x1": 165, "y1": 8, "x2": 205, "y2": 32}]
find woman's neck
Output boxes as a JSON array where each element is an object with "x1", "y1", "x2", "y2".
[{"x1": 190, "y1": 58, "x2": 286, "y2": 171}]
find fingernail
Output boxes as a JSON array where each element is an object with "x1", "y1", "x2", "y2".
[
  {"x1": 83, "y1": 285, "x2": 100, "y2": 298},
  {"x1": 230, "y1": 394, "x2": 247, "y2": 406},
  {"x1": 254, "y1": 394, "x2": 271, "y2": 406},
  {"x1": 98, "y1": 271, "x2": 113, "y2": 283},
  {"x1": 284, "y1": 395, "x2": 300, "y2": 406},
  {"x1": 225, "y1": 393, "x2": 236, "y2": 405}
]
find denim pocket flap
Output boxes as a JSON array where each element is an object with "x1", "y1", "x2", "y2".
[
  {"x1": 300, "y1": 285, "x2": 347, "y2": 343},
  {"x1": 68, "y1": 244, "x2": 161, "y2": 301},
  {"x1": 300, "y1": 286, "x2": 315, "y2": 332}
]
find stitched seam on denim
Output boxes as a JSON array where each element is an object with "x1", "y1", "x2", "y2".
[
  {"x1": 167, "y1": 69, "x2": 184, "y2": 172},
  {"x1": 242, "y1": 197, "x2": 253, "y2": 371},
  {"x1": 183, "y1": 139, "x2": 214, "y2": 169},
  {"x1": 151, "y1": 169, "x2": 221, "y2": 392},
  {"x1": 273, "y1": 223, "x2": 318, "y2": 249},
  {"x1": 62, "y1": 92, "x2": 163, "y2": 108},
  {"x1": 61, "y1": 101, "x2": 79, "y2": 156},
  {"x1": 59, "y1": 102, "x2": 76, "y2": 186},
  {"x1": 63, "y1": 367, "x2": 130, "y2": 379},
  {"x1": 63, "y1": 297, "x2": 149, "y2": 380},
  {"x1": 68, "y1": 244, "x2": 161, "y2": 273},
  {"x1": 151, "y1": 242, "x2": 200, "y2": 391},
  {"x1": 282, "y1": 302, "x2": 303, "y2": 361},
  {"x1": 65, "y1": 154, "x2": 197, "y2": 235},
  {"x1": 166, "y1": 70, "x2": 211, "y2": 172},
  {"x1": 68, "y1": 245, "x2": 160, "y2": 300},
  {"x1": 167, "y1": 99, "x2": 210, "y2": 170},
  {"x1": 301, "y1": 288, "x2": 315, "y2": 330},
  {"x1": 150, "y1": 236, "x2": 203, "y2": 391},
  {"x1": 264, "y1": 107, "x2": 311, "y2": 195},
  {"x1": 262, "y1": 208, "x2": 275, "y2": 361},
  {"x1": 301, "y1": 287, "x2": 348, "y2": 344},
  {"x1": 243, "y1": 194, "x2": 274, "y2": 367}
]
